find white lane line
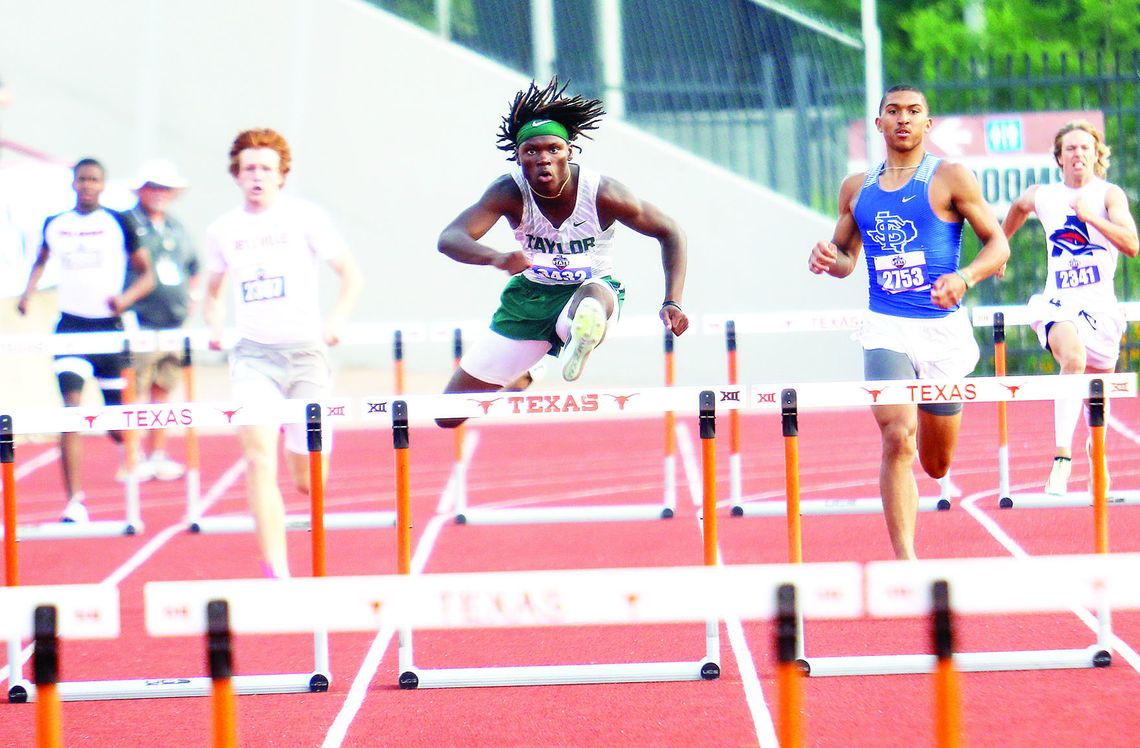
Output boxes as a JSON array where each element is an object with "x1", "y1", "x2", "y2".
[
  {"x1": 677, "y1": 424, "x2": 779, "y2": 748},
  {"x1": 962, "y1": 487, "x2": 1140, "y2": 673},
  {"x1": 321, "y1": 512, "x2": 448, "y2": 748},
  {"x1": 15, "y1": 447, "x2": 60, "y2": 480}
]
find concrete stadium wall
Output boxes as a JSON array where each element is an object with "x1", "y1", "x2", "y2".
[{"x1": 0, "y1": 0, "x2": 867, "y2": 397}]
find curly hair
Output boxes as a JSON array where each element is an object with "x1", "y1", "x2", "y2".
[
  {"x1": 1053, "y1": 120, "x2": 1111, "y2": 178},
  {"x1": 496, "y1": 78, "x2": 605, "y2": 161},
  {"x1": 228, "y1": 128, "x2": 292, "y2": 178}
]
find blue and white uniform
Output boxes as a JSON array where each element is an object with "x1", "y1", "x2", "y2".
[{"x1": 853, "y1": 154, "x2": 979, "y2": 383}]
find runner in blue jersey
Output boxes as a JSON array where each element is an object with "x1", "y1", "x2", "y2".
[
  {"x1": 808, "y1": 85, "x2": 1010, "y2": 559},
  {"x1": 435, "y1": 78, "x2": 689, "y2": 428}
]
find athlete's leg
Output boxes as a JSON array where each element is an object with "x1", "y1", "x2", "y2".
[
  {"x1": 558, "y1": 281, "x2": 619, "y2": 382},
  {"x1": 240, "y1": 423, "x2": 289, "y2": 577},
  {"x1": 436, "y1": 335, "x2": 550, "y2": 429},
  {"x1": 58, "y1": 378, "x2": 85, "y2": 504},
  {"x1": 872, "y1": 403, "x2": 920, "y2": 560},
  {"x1": 916, "y1": 407, "x2": 963, "y2": 479},
  {"x1": 1047, "y1": 321, "x2": 1086, "y2": 459}
]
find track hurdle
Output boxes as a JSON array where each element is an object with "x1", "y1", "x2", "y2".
[
  {"x1": 716, "y1": 316, "x2": 953, "y2": 518},
  {"x1": 2, "y1": 584, "x2": 121, "y2": 704},
  {"x1": 4, "y1": 401, "x2": 344, "y2": 701},
  {"x1": 0, "y1": 338, "x2": 148, "y2": 542},
  {"x1": 770, "y1": 374, "x2": 1134, "y2": 676},
  {"x1": 985, "y1": 312, "x2": 1140, "y2": 509},
  {"x1": 144, "y1": 561, "x2": 861, "y2": 698},
  {"x1": 433, "y1": 333, "x2": 683, "y2": 526},
  {"x1": 391, "y1": 391, "x2": 730, "y2": 688}
]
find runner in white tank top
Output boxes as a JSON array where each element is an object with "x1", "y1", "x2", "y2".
[
  {"x1": 434, "y1": 78, "x2": 689, "y2": 428},
  {"x1": 1003, "y1": 120, "x2": 1139, "y2": 495},
  {"x1": 202, "y1": 129, "x2": 362, "y2": 579}
]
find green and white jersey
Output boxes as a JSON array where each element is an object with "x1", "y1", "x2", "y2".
[{"x1": 510, "y1": 165, "x2": 615, "y2": 285}]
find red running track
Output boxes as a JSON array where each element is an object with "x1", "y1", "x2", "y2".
[{"x1": 2, "y1": 399, "x2": 1139, "y2": 747}]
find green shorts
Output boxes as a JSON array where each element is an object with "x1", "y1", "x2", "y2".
[{"x1": 490, "y1": 275, "x2": 624, "y2": 354}]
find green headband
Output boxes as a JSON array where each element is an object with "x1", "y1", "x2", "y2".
[{"x1": 515, "y1": 119, "x2": 569, "y2": 146}]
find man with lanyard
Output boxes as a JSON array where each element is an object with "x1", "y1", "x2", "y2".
[
  {"x1": 435, "y1": 78, "x2": 689, "y2": 428},
  {"x1": 808, "y1": 85, "x2": 1010, "y2": 559},
  {"x1": 17, "y1": 158, "x2": 156, "y2": 522},
  {"x1": 1003, "y1": 120, "x2": 1138, "y2": 495},
  {"x1": 124, "y1": 158, "x2": 199, "y2": 481}
]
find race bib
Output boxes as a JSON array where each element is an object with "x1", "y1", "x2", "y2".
[
  {"x1": 530, "y1": 253, "x2": 593, "y2": 284},
  {"x1": 241, "y1": 276, "x2": 285, "y2": 302},
  {"x1": 1055, "y1": 264, "x2": 1101, "y2": 289},
  {"x1": 873, "y1": 251, "x2": 929, "y2": 294}
]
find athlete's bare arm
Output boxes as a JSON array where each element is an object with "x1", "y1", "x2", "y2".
[
  {"x1": 930, "y1": 162, "x2": 1010, "y2": 308},
  {"x1": 597, "y1": 177, "x2": 689, "y2": 335},
  {"x1": 809, "y1": 173, "x2": 864, "y2": 278},
  {"x1": 1078, "y1": 184, "x2": 1139, "y2": 258},
  {"x1": 438, "y1": 176, "x2": 531, "y2": 275}
]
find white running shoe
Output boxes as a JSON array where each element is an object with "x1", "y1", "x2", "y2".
[
  {"x1": 61, "y1": 495, "x2": 89, "y2": 523},
  {"x1": 1043, "y1": 457, "x2": 1071, "y2": 496},
  {"x1": 148, "y1": 455, "x2": 186, "y2": 482},
  {"x1": 561, "y1": 297, "x2": 606, "y2": 382}
]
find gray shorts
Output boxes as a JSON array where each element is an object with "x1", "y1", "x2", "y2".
[
  {"x1": 230, "y1": 339, "x2": 333, "y2": 453},
  {"x1": 864, "y1": 348, "x2": 962, "y2": 416}
]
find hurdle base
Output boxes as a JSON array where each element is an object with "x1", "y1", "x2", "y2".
[
  {"x1": 10, "y1": 672, "x2": 330, "y2": 701},
  {"x1": 801, "y1": 646, "x2": 1109, "y2": 677},
  {"x1": 998, "y1": 490, "x2": 1140, "y2": 510},
  {"x1": 454, "y1": 504, "x2": 673, "y2": 526},
  {"x1": 732, "y1": 496, "x2": 949, "y2": 517},
  {"x1": 188, "y1": 511, "x2": 396, "y2": 534},
  {"x1": 399, "y1": 659, "x2": 717, "y2": 688},
  {"x1": 0, "y1": 519, "x2": 142, "y2": 541}
]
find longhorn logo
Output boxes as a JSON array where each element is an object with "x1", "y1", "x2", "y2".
[
  {"x1": 217, "y1": 407, "x2": 243, "y2": 423},
  {"x1": 84, "y1": 414, "x2": 100, "y2": 429},
  {"x1": 605, "y1": 393, "x2": 639, "y2": 410},
  {"x1": 1000, "y1": 383, "x2": 1022, "y2": 398},
  {"x1": 470, "y1": 397, "x2": 502, "y2": 415},
  {"x1": 862, "y1": 387, "x2": 887, "y2": 403}
]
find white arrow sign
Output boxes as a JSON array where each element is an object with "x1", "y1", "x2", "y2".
[{"x1": 929, "y1": 116, "x2": 973, "y2": 156}]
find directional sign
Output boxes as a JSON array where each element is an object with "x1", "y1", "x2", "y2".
[{"x1": 848, "y1": 110, "x2": 1105, "y2": 216}]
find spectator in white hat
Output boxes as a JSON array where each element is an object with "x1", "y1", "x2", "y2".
[{"x1": 124, "y1": 158, "x2": 199, "y2": 481}]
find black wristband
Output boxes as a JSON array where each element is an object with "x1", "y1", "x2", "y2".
[{"x1": 661, "y1": 300, "x2": 683, "y2": 313}]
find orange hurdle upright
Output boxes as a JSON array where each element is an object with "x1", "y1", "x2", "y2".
[
  {"x1": 3, "y1": 414, "x2": 16, "y2": 587},
  {"x1": 307, "y1": 404, "x2": 327, "y2": 578},
  {"x1": 206, "y1": 600, "x2": 238, "y2": 748},
  {"x1": 1088, "y1": 381, "x2": 1109, "y2": 554},
  {"x1": 393, "y1": 401, "x2": 412, "y2": 575},
  {"x1": 393, "y1": 329, "x2": 405, "y2": 395},
  {"x1": 993, "y1": 313, "x2": 1014, "y2": 507},
  {"x1": 182, "y1": 338, "x2": 202, "y2": 519},
  {"x1": 775, "y1": 584, "x2": 805, "y2": 748},
  {"x1": 725, "y1": 321, "x2": 742, "y2": 506},
  {"x1": 931, "y1": 581, "x2": 963, "y2": 748},
  {"x1": 663, "y1": 329, "x2": 677, "y2": 516},
  {"x1": 34, "y1": 606, "x2": 62, "y2": 748}
]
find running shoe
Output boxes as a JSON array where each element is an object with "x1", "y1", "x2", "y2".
[
  {"x1": 561, "y1": 297, "x2": 606, "y2": 382},
  {"x1": 147, "y1": 455, "x2": 186, "y2": 482},
  {"x1": 60, "y1": 495, "x2": 89, "y2": 523},
  {"x1": 1043, "y1": 456, "x2": 1071, "y2": 496}
]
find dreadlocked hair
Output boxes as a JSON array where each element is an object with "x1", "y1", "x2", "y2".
[{"x1": 496, "y1": 78, "x2": 605, "y2": 161}]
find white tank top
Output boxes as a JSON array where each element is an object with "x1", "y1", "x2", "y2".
[
  {"x1": 510, "y1": 165, "x2": 615, "y2": 285},
  {"x1": 205, "y1": 194, "x2": 348, "y2": 345},
  {"x1": 1034, "y1": 179, "x2": 1118, "y2": 307},
  {"x1": 44, "y1": 208, "x2": 135, "y2": 318}
]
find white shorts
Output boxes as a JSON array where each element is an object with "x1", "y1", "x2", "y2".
[
  {"x1": 461, "y1": 279, "x2": 620, "y2": 386},
  {"x1": 1027, "y1": 294, "x2": 1124, "y2": 370},
  {"x1": 856, "y1": 307, "x2": 980, "y2": 380},
  {"x1": 229, "y1": 340, "x2": 333, "y2": 454}
]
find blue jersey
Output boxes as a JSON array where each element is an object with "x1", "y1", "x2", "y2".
[{"x1": 853, "y1": 154, "x2": 964, "y2": 319}]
